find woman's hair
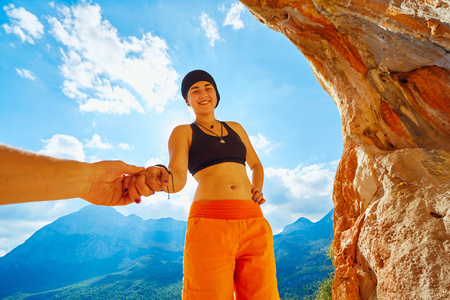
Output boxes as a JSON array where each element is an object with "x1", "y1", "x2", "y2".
[{"x1": 181, "y1": 70, "x2": 220, "y2": 108}]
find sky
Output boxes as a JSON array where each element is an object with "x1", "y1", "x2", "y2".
[{"x1": 0, "y1": 0, "x2": 343, "y2": 256}]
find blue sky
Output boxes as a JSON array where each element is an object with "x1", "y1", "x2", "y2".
[{"x1": 0, "y1": 0, "x2": 342, "y2": 256}]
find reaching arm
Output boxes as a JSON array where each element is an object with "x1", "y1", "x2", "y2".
[
  {"x1": 125, "y1": 125, "x2": 190, "y2": 201},
  {"x1": 166, "y1": 125, "x2": 190, "y2": 193},
  {"x1": 0, "y1": 144, "x2": 144, "y2": 206}
]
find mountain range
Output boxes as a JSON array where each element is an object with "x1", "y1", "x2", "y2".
[{"x1": 0, "y1": 205, "x2": 333, "y2": 299}]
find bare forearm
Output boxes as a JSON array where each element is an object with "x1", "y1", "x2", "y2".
[
  {"x1": 251, "y1": 164, "x2": 264, "y2": 191},
  {"x1": 0, "y1": 145, "x2": 91, "y2": 204},
  {"x1": 167, "y1": 166, "x2": 187, "y2": 193}
]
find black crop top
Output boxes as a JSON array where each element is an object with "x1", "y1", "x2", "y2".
[{"x1": 188, "y1": 122, "x2": 247, "y2": 175}]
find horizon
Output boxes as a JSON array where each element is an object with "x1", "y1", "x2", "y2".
[{"x1": 0, "y1": 0, "x2": 342, "y2": 256}]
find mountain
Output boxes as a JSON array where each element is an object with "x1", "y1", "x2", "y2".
[
  {"x1": 280, "y1": 217, "x2": 314, "y2": 235},
  {"x1": 0, "y1": 206, "x2": 333, "y2": 299},
  {"x1": 274, "y1": 209, "x2": 334, "y2": 299},
  {"x1": 0, "y1": 205, "x2": 186, "y2": 298}
]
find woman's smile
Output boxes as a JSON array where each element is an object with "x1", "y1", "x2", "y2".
[{"x1": 198, "y1": 99, "x2": 211, "y2": 105}]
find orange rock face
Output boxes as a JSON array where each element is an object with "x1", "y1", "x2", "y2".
[{"x1": 240, "y1": 0, "x2": 450, "y2": 299}]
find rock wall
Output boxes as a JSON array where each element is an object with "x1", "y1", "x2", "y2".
[{"x1": 240, "y1": 0, "x2": 450, "y2": 299}]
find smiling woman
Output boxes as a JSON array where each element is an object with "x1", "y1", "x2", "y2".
[
  {"x1": 185, "y1": 81, "x2": 220, "y2": 109},
  {"x1": 127, "y1": 69, "x2": 280, "y2": 299}
]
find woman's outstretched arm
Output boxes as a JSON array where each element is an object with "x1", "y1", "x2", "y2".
[{"x1": 125, "y1": 125, "x2": 190, "y2": 200}]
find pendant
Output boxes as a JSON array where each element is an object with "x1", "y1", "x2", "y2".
[{"x1": 220, "y1": 139, "x2": 225, "y2": 144}]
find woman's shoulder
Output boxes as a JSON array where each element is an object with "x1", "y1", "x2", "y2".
[
  {"x1": 223, "y1": 120, "x2": 242, "y2": 127},
  {"x1": 170, "y1": 124, "x2": 193, "y2": 138},
  {"x1": 173, "y1": 123, "x2": 192, "y2": 130},
  {"x1": 223, "y1": 121, "x2": 245, "y2": 132}
]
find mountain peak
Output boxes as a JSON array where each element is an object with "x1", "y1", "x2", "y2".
[
  {"x1": 281, "y1": 217, "x2": 313, "y2": 235},
  {"x1": 48, "y1": 205, "x2": 127, "y2": 236},
  {"x1": 78, "y1": 204, "x2": 117, "y2": 215},
  {"x1": 280, "y1": 209, "x2": 334, "y2": 235}
]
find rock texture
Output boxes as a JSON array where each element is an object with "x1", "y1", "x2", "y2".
[{"x1": 240, "y1": 0, "x2": 450, "y2": 299}]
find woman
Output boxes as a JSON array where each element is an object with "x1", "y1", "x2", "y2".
[{"x1": 136, "y1": 70, "x2": 279, "y2": 299}]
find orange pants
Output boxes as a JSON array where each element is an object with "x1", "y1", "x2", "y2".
[{"x1": 182, "y1": 200, "x2": 280, "y2": 300}]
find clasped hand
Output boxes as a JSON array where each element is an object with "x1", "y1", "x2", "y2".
[{"x1": 121, "y1": 166, "x2": 171, "y2": 204}]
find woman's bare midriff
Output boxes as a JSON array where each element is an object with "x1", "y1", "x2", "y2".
[{"x1": 192, "y1": 162, "x2": 253, "y2": 201}]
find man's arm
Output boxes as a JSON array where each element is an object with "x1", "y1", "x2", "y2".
[{"x1": 0, "y1": 144, "x2": 144, "y2": 206}]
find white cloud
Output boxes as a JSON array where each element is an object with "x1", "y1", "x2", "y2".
[
  {"x1": 39, "y1": 134, "x2": 85, "y2": 161},
  {"x1": 266, "y1": 163, "x2": 336, "y2": 199},
  {"x1": 144, "y1": 157, "x2": 164, "y2": 167},
  {"x1": 88, "y1": 156, "x2": 102, "y2": 163},
  {"x1": 2, "y1": 4, "x2": 44, "y2": 44},
  {"x1": 0, "y1": 217, "x2": 49, "y2": 256},
  {"x1": 223, "y1": 2, "x2": 246, "y2": 30},
  {"x1": 262, "y1": 161, "x2": 338, "y2": 233},
  {"x1": 118, "y1": 143, "x2": 131, "y2": 151},
  {"x1": 200, "y1": 12, "x2": 220, "y2": 47},
  {"x1": 250, "y1": 133, "x2": 276, "y2": 156},
  {"x1": 85, "y1": 134, "x2": 113, "y2": 149},
  {"x1": 0, "y1": 218, "x2": 47, "y2": 257},
  {"x1": 47, "y1": 2, "x2": 178, "y2": 114},
  {"x1": 15, "y1": 68, "x2": 36, "y2": 80}
]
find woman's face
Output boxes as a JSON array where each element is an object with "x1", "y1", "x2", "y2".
[{"x1": 186, "y1": 81, "x2": 217, "y2": 114}]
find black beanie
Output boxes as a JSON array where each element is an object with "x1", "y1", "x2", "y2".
[{"x1": 181, "y1": 70, "x2": 220, "y2": 108}]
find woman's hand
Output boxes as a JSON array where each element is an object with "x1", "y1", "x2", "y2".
[
  {"x1": 251, "y1": 187, "x2": 265, "y2": 205},
  {"x1": 122, "y1": 166, "x2": 170, "y2": 204}
]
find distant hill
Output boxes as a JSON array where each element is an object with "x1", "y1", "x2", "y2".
[
  {"x1": 0, "y1": 205, "x2": 333, "y2": 299},
  {"x1": 274, "y1": 209, "x2": 334, "y2": 299}
]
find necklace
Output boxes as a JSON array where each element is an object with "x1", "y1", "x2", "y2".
[{"x1": 195, "y1": 120, "x2": 225, "y2": 144}]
